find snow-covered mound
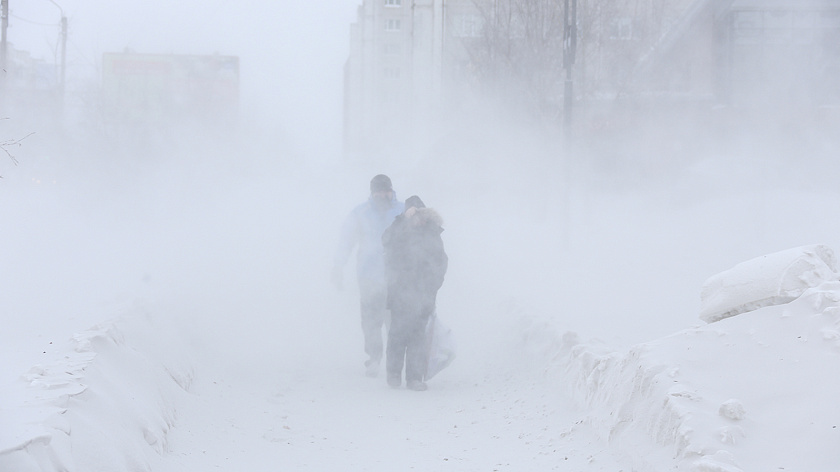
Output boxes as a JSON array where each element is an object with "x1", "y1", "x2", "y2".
[
  {"x1": 518, "y1": 252, "x2": 840, "y2": 471},
  {"x1": 0, "y1": 306, "x2": 192, "y2": 472},
  {"x1": 5, "y1": 246, "x2": 840, "y2": 472},
  {"x1": 699, "y1": 244, "x2": 839, "y2": 323}
]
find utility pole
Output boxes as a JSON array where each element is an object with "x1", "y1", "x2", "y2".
[
  {"x1": 441, "y1": 0, "x2": 446, "y2": 82},
  {"x1": 59, "y1": 15, "x2": 66, "y2": 99},
  {"x1": 563, "y1": 0, "x2": 577, "y2": 139},
  {"x1": 48, "y1": 0, "x2": 66, "y2": 118},
  {"x1": 560, "y1": 0, "x2": 578, "y2": 253}
]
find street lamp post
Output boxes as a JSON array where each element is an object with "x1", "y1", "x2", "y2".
[
  {"x1": 560, "y1": 0, "x2": 578, "y2": 251},
  {"x1": 59, "y1": 16, "x2": 66, "y2": 98},
  {"x1": 48, "y1": 0, "x2": 67, "y2": 102},
  {"x1": 563, "y1": 0, "x2": 577, "y2": 138}
]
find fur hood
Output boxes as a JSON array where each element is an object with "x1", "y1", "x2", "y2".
[{"x1": 413, "y1": 207, "x2": 444, "y2": 228}]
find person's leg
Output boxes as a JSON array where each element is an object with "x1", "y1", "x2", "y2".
[
  {"x1": 386, "y1": 313, "x2": 410, "y2": 387},
  {"x1": 404, "y1": 316, "x2": 430, "y2": 389},
  {"x1": 359, "y1": 281, "x2": 387, "y2": 375}
]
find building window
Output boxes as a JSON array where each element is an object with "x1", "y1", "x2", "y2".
[
  {"x1": 385, "y1": 0, "x2": 401, "y2": 6},
  {"x1": 385, "y1": 19, "x2": 401, "y2": 32},
  {"x1": 610, "y1": 18, "x2": 633, "y2": 40},
  {"x1": 383, "y1": 67, "x2": 401, "y2": 79},
  {"x1": 381, "y1": 88, "x2": 401, "y2": 104},
  {"x1": 453, "y1": 15, "x2": 483, "y2": 38}
]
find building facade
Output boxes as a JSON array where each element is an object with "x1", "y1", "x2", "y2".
[
  {"x1": 622, "y1": 0, "x2": 840, "y2": 106},
  {"x1": 344, "y1": 0, "x2": 480, "y2": 156},
  {"x1": 345, "y1": 0, "x2": 840, "y2": 156},
  {"x1": 722, "y1": 0, "x2": 840, "y2": 107}
]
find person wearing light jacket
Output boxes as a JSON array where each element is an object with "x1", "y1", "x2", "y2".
[{"x1": 333, "y1": 175, "x2": 404, "y2": 377}]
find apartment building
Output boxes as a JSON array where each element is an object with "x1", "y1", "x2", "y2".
[
  {"x1": 344, "y1": 0, "x2": 479, "y2": 155},
  {"x1": 624, "y1": 0, "x2": 840, "y2": 106},
  {"x1": 345, "y1": 0, "x2": 840, "y2": 155}
]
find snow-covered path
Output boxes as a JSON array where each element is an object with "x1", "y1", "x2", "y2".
[
  {"x1": 152, "y1": 328, "x2": 625, "y2": 472},
  {"x1": 6, "y1": 147, "x2": 840, "y2": 471}
]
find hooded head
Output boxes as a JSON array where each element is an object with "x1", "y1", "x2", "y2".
[
  {"x1": 370, "y1": 174, "x2": 393, "y2": 194},
  {"x1": 369, "y1": 174, "x2": 394, "y2": 211},
  {"x1": 404, "y1": 195, "x2": 425, "y2": 212},
  {"x1": 403, "y1": 195, "x2": 443, "y2": 228}
]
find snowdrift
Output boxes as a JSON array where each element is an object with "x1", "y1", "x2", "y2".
[
  {"x1": 519, "y1": 246, "x2": 840, "y2": 471},
  {"x1": 0, "y1": 306, "x2": 193, "y2": 472},
  {"x1": 4, "y1": 246, "x2": 840, "y2": 471},
  {"x1": 699, "y1": 244, "x2": 840, "y2": 323}
]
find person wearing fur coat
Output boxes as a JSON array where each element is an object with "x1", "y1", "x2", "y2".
[{"x1": 382, "y1": 195, "x2": 448, "y2": 391}]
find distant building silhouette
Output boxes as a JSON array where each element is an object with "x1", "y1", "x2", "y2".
[
  {"x1": 343, "y1": 0, "x2": 840, "y2": 158},
  {"x1": 344, "y1": 0, "x2": 479, "y2": 157}
]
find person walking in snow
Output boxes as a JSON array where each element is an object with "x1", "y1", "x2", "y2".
[
  {"x1": 382, "y1": 195, "x2": 448, "y2": 391},
  {"x1": 333, "y1": 174, "x2": 405, "y2": 378}
]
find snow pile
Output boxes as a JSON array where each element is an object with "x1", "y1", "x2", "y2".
[
  {"x1": 520, "y1": 246, "x2": 840, "y2": 471},
  {"x1": 699, "y1": 244, "x2": 840, "y2": 323},
  {"x1": 0, "y1": 306, "x2": 193, "y2": 472},
  {"x1": 4, "y1": 245, "x2": 840, "y2": 471}
]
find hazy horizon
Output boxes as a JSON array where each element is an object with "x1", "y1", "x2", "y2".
[{"x1": 3, "y1": 0, "x2": 840, "y2": 359}]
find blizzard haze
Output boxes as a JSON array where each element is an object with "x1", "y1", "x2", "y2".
[
  {"x1": 7, "y1": 0, "x2": 362, "y2": 156},
  {"x1": 2, "y1": 1, "x2": 840, "y2": 471},
  {"x1": 3, "y1": 0, "x2": 840, "y2": 393}
]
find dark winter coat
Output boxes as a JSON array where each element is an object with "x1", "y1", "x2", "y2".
[{"x1": 382, "y1": 208, "x2": 448, "y2": 319}]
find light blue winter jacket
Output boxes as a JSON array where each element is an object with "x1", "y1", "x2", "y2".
[{"x1": 334, "y1": 194, "x2": 404, "y2": 286}]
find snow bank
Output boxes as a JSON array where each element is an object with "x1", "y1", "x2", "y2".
[
  {"x1": 0, "y1": 305, "x2": 193, "y2": 472},
  {"x1": 517, "y1": 250, "x2": 840, "y2": 471},
  {"x1": 699, "y1": 244, "x2": 839, "y2": 323}
]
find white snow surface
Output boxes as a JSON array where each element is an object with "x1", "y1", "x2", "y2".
[
  {"x1": 699, "y1": 244, "x2": 840, "y2": 323},
  {"x1": 3, "y1": 144, "x2": 840, "y2": 472},
  {"x1": 5, "y1": 260, "x2": 840, "y2": 472}
]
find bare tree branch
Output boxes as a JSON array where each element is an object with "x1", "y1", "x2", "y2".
[
  {"x1": 0, "y1": 130, "x2": 34, "y2": 178},
  {"x1": 466, "y1": 0, "x2": 566, "y2": 118}
]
